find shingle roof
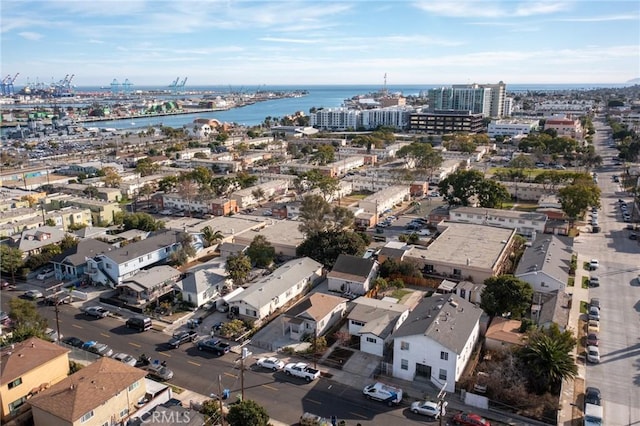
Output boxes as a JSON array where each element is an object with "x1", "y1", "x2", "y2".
[
  {"x1": 229, "y1": 257, "x2": 322, "y2": 308},
  {"x1": 327, "y1": 254, "x2": 376, "y2": 282},
  {"x1": 181, "y1": 268, "x2": 227, "y2": 294},
  {"x1": 0, "y1": 337, "x2": 69, "y2": 384},
  {"x1": 101, "y1": 229, "x2": 183, "y2": 264},
  {"x1": 485, "y1": 317, "x2": 527, "y2": 346},
  {"x1": 514, "y1": 234, "x2": 573, "y2": 281},
  {"x1": 393, "y1": 294, "x2": 482, "y2": 354},
  {"x1": 284, "y1": 292, "x2": 347, "y2": 321},
  {"x1": 18, "y1": 226, "x2": 69, "y2": 252},
  {"x1": 119, "y1": 265, "x2": 182, "y2": 290},
  {"x1": 29, "y1": 357, "x2": 147, "y2": 422},
  {"x1": 52, "y1": 239, "x2": 113, "y2": 266}
]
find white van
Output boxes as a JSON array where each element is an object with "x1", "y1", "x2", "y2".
[{"x1": 363, "y1": 382, "x2": 403, "y2": 406}]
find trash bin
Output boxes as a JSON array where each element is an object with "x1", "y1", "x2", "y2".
[{"x1": 222, "y1": 389, "x2": 230, "y2": 400}]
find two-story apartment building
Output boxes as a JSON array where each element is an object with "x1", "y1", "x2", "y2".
[
  {"x1": 359, "y1": 186, "x2": 410, "y2": 217},
  {"x1": 230, "y1": 180, "x2": 289, "y2": 209},
  {"x1": 448, "y1": 206, "x2": 547, "y2": 237},
  {"x1": 0, "y1": 338, "x2": 70, "y2": 422}
]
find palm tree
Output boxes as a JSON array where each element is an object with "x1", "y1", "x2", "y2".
[
  {"x1": 251, "y1": 188, "x2": 266, "y2": 206},
  {"x1": 518, "y1": 332, "x2": 577, "y2": 393},
  {"x1": 201, "y1": 226, "x2": 223, "y2": 248}
]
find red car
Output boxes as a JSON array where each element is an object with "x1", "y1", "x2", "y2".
[
  {"x1": 586, "y1": 333, "x2": 599, "y2": 346},
  {"x1": 452, "y1": 412, "x2": 491, "y2": 426}
]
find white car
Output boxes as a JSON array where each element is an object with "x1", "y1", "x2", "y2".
[
  {"x1": 37, "y1": 268, "x2": 55, "y2": 280},
  {"x1": 587, "y1": 346, "x2": 601, "y2": 364},
  {"x1": 83, "y1": 306, "x2": 110, "y2": 318},
  {"x1": 112, "y1": 352, "x2": 137, "y2": 366},
  {"x1": 589, "y1": 259, "x2": 599, "y2": 270},
  {"x1": 410, "y1": 400, "x2": 447, "y2": 418},
  {"x1": 417, "y1": 229, "x2": 431, "y2": 236},
  {"x1": 23, "y1": 290, "x2": 43, "y2": 300},
  {"x1": 256, "y1": 356, "x2": 285, "y2": 371}
]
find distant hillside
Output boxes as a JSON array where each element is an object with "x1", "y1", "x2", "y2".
[{"x1": 626, "y1": 77, "x2": 640, "y2": 84}]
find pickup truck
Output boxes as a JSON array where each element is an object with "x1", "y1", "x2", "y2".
[
  {"x1": 196, "y1": 338, "x2": 231, "y2": 356},
  {"x1": 284, "y1": 362, "x2": 320, "y2": 382},
  {"x1": 168, "y1": 330, "x2": 198, "y2": 348}
]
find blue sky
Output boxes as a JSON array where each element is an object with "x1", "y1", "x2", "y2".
[{"x1": 1, "y1": 0, "x2": 639, "y2": 87}]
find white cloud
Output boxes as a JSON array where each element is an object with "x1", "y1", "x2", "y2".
[
  {"x1": 259, "y1": 37, "x2": 320, "y2": 44},
  {"x1": 555, "y1": 14, "x2": 639, "y2": 22},
  {"x1": 18, "y1": 31, "x2": 43, "y2": 41},
  {"x1": 413, "y1": 0, "x2": 570, "y2": 18}
]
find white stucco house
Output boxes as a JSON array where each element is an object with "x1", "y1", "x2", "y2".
[
  {"x1": 227, "y1": 257, "x2": 324, "y2": 324},
  {"x1": 392, "y1": 294, "x2": 483, "y2": 393},
  {"x1": 514, "y1": 234, "x2": 573, "y2": 293},
  {"x1": 327, "y1": 254, "x2": 379, "y2": 296},
  {"x1": 348, "y1": 297, "x2": 410, "y2": 357},
  {"x1": 282, "y1": 292, "x2": 348, "y2": 341},
  {"x1": 179, "y1": 259, "x2": 230, "y2": 307}
]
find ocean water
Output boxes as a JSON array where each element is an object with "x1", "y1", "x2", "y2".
[{"x1": 12, "y1": 83, "x2": 634, "y2": 131}]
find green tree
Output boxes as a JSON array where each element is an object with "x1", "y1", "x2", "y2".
[
  {"x1": 226, "y1": 399, "x2": 270, "y2": 426},
  {"x1": 122, "y1": 212, "x2": 163, "y2": 232},
  {"x1": 397, "y1": 142, "x2": 444, "y2": 181},
  {"x1": 558, "y1": 178, "x2": 601, "y2": 226},
  {"x1": 226, "y1": 253, "x2": 252, "y2": 285},
  {"x1": 158, "y1": 175, "x2": 179, "y2": 193},
  {"x1": 311, "y1": 145, "x2": 335, "y2": 165},
  {"x1": 518, "y1": 325, "x2": 577, "y2": 393},
  {"x1": 251, "y1": 188, "x2": 266, "y2": 206},
  {"x1": 246, "y1": 235, "x2": 276, "y2": 268},
  {"x1": 477, "y1": 180, "x2": 510, "y2": 208},
  {"x1": 60, "y1": 234, "x2": 79, "y2": 251},
  {"x1": 296, "y1": 230, "x2": 367, "y2": 268},
  {"x1": 438, "y1": 169, "x2": 485, "y2": 206},
  {"x1": 83, "y1": 186, "x2": 100, "y2": 199},
  {"x1": 7, "y1": 298, "x2": 48, "y2": 343},
  {"x1": 220, "y1": 319, "x2": 247, "y2": 338},
  {"x1": 200, "y1": 399, "x2": 223, "y2": 425},
  {"x1": 480, "y1": 275, "x2": 533, "y2": 319},
  {"x1": 201, "y1": 226, "x2": 224, "y2": 248},
  {"x1": 45, "y1": 218, "x2": 56, "y2": 226},
  {"x1": 135, "y1": 158, "x2": 160, "y2": 177},
  {"x1": 138, "y1": 184, "x2": 155, "y2": 209},
  {"x1": 299, "y1": 194, "x2": 332, "y2": 236},
  {"x1": 0, "y1": 245, "x2": 23, "y2": 284},
  {"x1": 101, "y1": 166, "x2": 122, "y2": 188}
]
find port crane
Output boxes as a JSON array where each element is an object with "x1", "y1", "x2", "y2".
[
  {"x1": 1, "y1": 73, "x2": 19, "y2": 96},
  {"x1": 168, "y1": 77, "x2": 180, "y2": 87}
]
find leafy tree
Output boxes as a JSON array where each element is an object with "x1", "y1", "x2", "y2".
[
  {"x1": 311, "y1": 145, "x2": 335, "y2": 165},
  {"x1": 178, "y1": 232, "x2": 196, "y2": 258},
  {"x1": 518, "y1": 325, "x2": 577, "y2": 393},
  {"x1": 201, "y1": 226, "x2": 224, "y2": 248},
  {"x1": 373, "y1": 277, "x2": 389, "y2": 291},
  {"x1": 83, "y1": 186, "x2": 100, "y2": 199},
  {"x1": 7, "y1": 298, "x2": 48, "y2": 343},
  {"x1": 477, "y1": 180, "x2": 510, "y2": 208},
  {"x1": 135, "y1": 158, "x2": 160, "y2": 177},
  {"x1": 299, "y1": 194, "x2": 332, "y2": 236},
  {"x1": 438, "y1": 169, "x2": 485, "y2": 206},
  {"x1": 200, "y1": 399, "x2": 223, "y2": 425},
  {"x1": 0, "y1": 245, "x2": 23, "y2": 283},
  {"x1": 226, "y1": 399, "x2": 270, "y2": 426},
  {"x1": 558, "y1": 177, "x2": 601, "y2": 225},
  {"x1": 122, "y1": 212, "x2": 163, "y2": 232},
  {"x1": 509, "y1": 154, "x2": 535, "y2": 172},
  {"x1": 45, "y1": 218, "x2": 56, "y2": 226},
  {"x1": 246, "y1": 235, "x2": 276, "y2": 268},
  {"x1": 296, "y1": 230, "x2": 368, "y2": 268},
  {"x1": 378, "y1": 258, "x2": 422, "y2": 279},
  {"x1": 101, "y1": 166, "x2": 122, "y2": 188},
  {"x1": 60, "y1": 234, "x2": 79, "y2": 251},
  {"x1": 220, "y1": 319, "x2": 246, "y2": 338},
  {"x1": 158, "y1": 175, "x2": 179, "y2": 193},
  {"x1": 226, "y1": 253, "x2": 252, "y2": 285},
  {"x1": 480, "y1": 275, "x2": 533, "y2": 319},
  {"x1": 251, "y1": 188, "x2": 266, "y2": 205},
  {"x1": 396, "y1": 142, "x2": 443, "y2": 181}
]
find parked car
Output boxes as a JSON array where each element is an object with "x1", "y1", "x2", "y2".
[
  {"x1": 0, "y1": 310, "x2": 9, "y2": 323},
  {"x1": 62, "y1": 336, "x2": 84, "y2": 348},
  {"x1": 589, "y1": 276, "x2": 600, "y2": 288},
  {"x1": 362, "y1": 382, "x2": 403, "y2": 406},
  {"x1": 112, "y1": 352, "x2": 137, "y2": 366},
  {"x1": 410, "y1": 400, "x2": 446, "y2": 418},
  {"x1": 196, "y1": 338, "x2": 231, "y2": 355},
  {"x1": 83, "y1": 306, "x2": 109, "y2": 318},
  {"x1": 36, "y1": 268, "x2": 55, "y2": 280},
  {"x1": 417, "y1": 229, "x2": 431, "y2": 236},
  {"x1": 126, "y1": 316, "x2": 152, "y2": 332},
  {"x1": 82, "y1": 341, "x2": 114, "y2": 357},
  {"x1": 44, "y1": 328, "x2": 61, "y2": 342},
  {"x1": 589, "y1": 259, "x2": 599, "y2": 271},
  {"x1": 256, "y1": 356, "x2": 285, "y2": 371},
  {"x1": 452, "y1": 412, "x2": 491, "y2": 426},
  {"x1": 586, "y1": 333, "x2": 599, "y2": 346},
  {"x1": 630, "y1": 233, "x2": 638, "y2": 240},
  {"x1": 585, "y1": 387, "x2": 602, "y2": 406},
  {"x1": 587, "y1": 346, "x2": 601, "y2": 364},
  {"x1": 590, "y1": 298, "x2": 601, "y2": 309},
  {"x1": 23, "y1": 290, "x2": 43, "y2": 300},
  {"x1": 145, "y1": 361, "x2": 174, "y2": 381},
  {"x1": 168, "y1": 330, "x2": 198, "y2": 348},
  {"x1": 588, "y1": 306, "x2": 601, "y2": 321},
  {"x1": 588, "y1": 319, "x2": 600, "y2": 333}
]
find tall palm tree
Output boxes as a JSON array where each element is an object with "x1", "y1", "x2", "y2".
[
  {"x1": 201, "y1": 226, "x2": 223, "y2": 248},
  {"x1": 518, "y1": 332, "x2": 577, "y2": 393}
]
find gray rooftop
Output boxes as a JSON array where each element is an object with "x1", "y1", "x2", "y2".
[
  {"x1": 229, "y1": 257, "x2": 322, "y2": 308},
  {"x1": 18, "y1": 226, "x2": 69, "y2": 252},
  {"x1": 349, "y1": 297, "x2": 408, "y2": 339},
  {"x1": 393, "y1": 294, "x2": 482, "y2": 354},
  {"x1": 514, "y1": 234, "x2": 573, "y2": 280},
  {"x1": 328, "y1": 254, "x2": 376, "y2": 281},
  {"x1": 450, "y1": 206, "x2": 548, "y2": 222},
  {"x1": 100, "y1": 229, "x2": 183, "y2": 264},
  {"x1": 119, "y1": 265, "x2": 182, "y2": 290},
  {"x1": 181, "y1": 267, "x2": 227, "y2": 294},
  {"x1": 52, "y1": 239, "x2": 114, "y2": 267}
]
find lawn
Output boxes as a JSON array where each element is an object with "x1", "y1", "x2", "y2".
[
  {"x1": 391, "y1": 288, "x2": 411, "y2": 300},
  {"x1": 580, "y1": 301, "x2": 588, "y2": 315},
  {"x1": 500, "y1": 201, "x2": 540, "y2": 211}
]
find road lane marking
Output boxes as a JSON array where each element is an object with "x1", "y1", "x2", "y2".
[
  {"x1": 129, "y1": 342, "x2": 141, "y2": 348},
  {"x1": 188, "y1": 361, "x2": 201, "y2": 367},
  {"x1": 100, "y1": 333, "x2": 110, "y2": 338},
  {"x1": 72, "y1": 324, "x2": 83, "y2": 329},
  {"x1": 158, "y1": 352, "x2": 171, "y2": 358},
  {"x1": 224, "y1": 372, "x2": 237, "y2": 378},
  {"x1": 262, "y1": 384, "x2": 278, "y2": 391},
  {"x1": 306, "y1": 399, "x2": 322, "y2": 405},
  {"x1": 350, "y1": 412, "x2": 367, "y2": 419}
]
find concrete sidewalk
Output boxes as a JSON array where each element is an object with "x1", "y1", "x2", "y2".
[{"x1": 557, "y1": 252, "x2": 591, "y2": 426}]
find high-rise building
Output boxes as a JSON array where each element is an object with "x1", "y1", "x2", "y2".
[{"x1": 428, "y1": 81, "x2": 506, "y2": 118}]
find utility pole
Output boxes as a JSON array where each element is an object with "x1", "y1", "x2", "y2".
[
  {"x1": 217, "y1": 374, "x2": 226, "y2": 426},
  {"x1": 437, "y1": 382, "x2": 447, "y2": 426},
  {"x1": 240, "y1": 347, "x2": 251, "y2": 401}
]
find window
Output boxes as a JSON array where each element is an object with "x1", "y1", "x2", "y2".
[
  {"x1": 8, "y1": 377, "x2": 22, "y2": 389},
  {"x1": 439, "y1": 369, "x2": 447, "y2": 381},
  {"x1": 400, "y1": 341, "x2": 410, "y2": 351},
  {"x1": 8, "y1": 397, "x2": 26, "y2": 412},
  {"x1": 147, "y1": 254, "x2": 151, "y2": 260},
  {"x1": 128, "y1": 381, "x2": 139, "y2": 392},
  {"x1": 119, "y1": 408, "x2": 129, "y2": 417},
  {"x1": 453, "y1": 268, "x2": 461, "y2": 276},
  {"x1": 139, "y1": 257, "x2": 143, "y2": 263},
  {"x1": 366, "y1": 337, "x2": 377, "y2": 344},
  {"x1": 351, "y1": 320, "x2": 365, "y2": 327},
  {"x1": 80, "y1": 411, "x2": 94, "y2": 423},
  {"x1": 440, "y1": 351, "x2": 449, "y2": 361},
  {"x1": 401, "y1": 359, "x2": 409, "y2": 370}
]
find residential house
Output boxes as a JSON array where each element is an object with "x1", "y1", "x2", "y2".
[
  {"x1": 448, "y1": 206, "x2": 547, "y2": 237},
  {"x1": 514, "y1": 234, "x2": 573, "y2": 293},
  {"x1": 543, "y1": 115, "x2": 584, "y2": 139},
  {"x1": 453, "y1": 281, "x2": 485, "y2": 305},
  {"x1": 347, "y1": 297, "x2": 410, "y2": 357},
  {"x1": 62, "y1": 197, "x2": 122, "y2": 225},
  {"x1": 227, "y1": 257, "x2": 324, "y2": 324},
  {"x1": 16, "y1": 226, "x2": 70, "y2": 258},
  {"x1": 0, "y1": 338, "x2": 70, "y2": 422},
  {"x1": 87, "y1": 230, "x2": 186, "y2": 287},
  {"x1": 218, "y1": 242, "x2": 247, "y2": 259},
  {"x1": 534, "y1": 290, "x2": 571, "y2": 331},
  {"x1": 29, "y1": 357, "x2": 147, "y2": 426},
  {"x1": 484, "y1": 318, "x2": 527, "y2": 351},
  {"x1": 327, "y1": 254, "x2": 379, "y2": 296},
  {"x1": 230, "y1": 180, "x2": 289, "y2": 209},
  {"x1": 117, "y1": 265, "x2": 182, "y2": 306},
  {"x1": 392, "y1": 295, "x2": 483, "y2": 393},
  {"x1": 403, "y1": 223, "x2": 516, "y2": 284},
  {"x1": 179, "y1": 260, "x2": 229, "y2": 307},
  {"x1": 210, "y1": 198, "x2": 238, "y2": 216},
  {"x1": 51, "y1": 239, "x2": 114, "y2": 282},
  {"x1": 233, "y1": 219, "x2": 305, "y2": 258},
  {"x1": 282, "y1": 292, "x2": 348, "y2": 341}
]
